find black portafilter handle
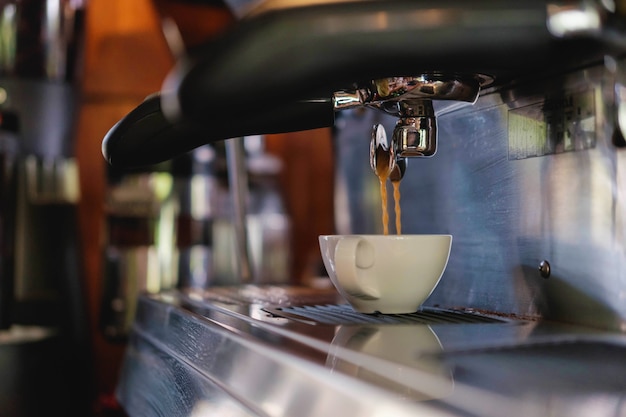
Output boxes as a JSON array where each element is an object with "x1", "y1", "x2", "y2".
[{"x1": 101, "y1": 93, "x2": 335, "y2": 168}]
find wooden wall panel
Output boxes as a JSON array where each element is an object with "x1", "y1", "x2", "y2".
[
  {"x1": 266, "y1": 130, "x2": 336, "y2": 281},
  {"x1": 77, "y1": 0, "x2": 174, "y2": 408}
]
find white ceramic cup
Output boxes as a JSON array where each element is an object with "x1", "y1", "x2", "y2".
[{"x1": 318, "y1": 235, "x2": 452, "y2": 314}]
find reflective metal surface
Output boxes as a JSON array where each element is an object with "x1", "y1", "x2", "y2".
[
  {"x1": 392, "y1": 101, "x2": 438, "y2": 157},
  {"x1": 335, "y1": 62, "x2": 626, "y2": 331},
  {"x1": 117, "y1": 288, "x2": 626, "y2": 417},
  {"x1": 113, "y1": 3, "x2": 626, "y2": 416},
  {"x1": 333, "y1": 74, "x2": 487, "y2": 112}
]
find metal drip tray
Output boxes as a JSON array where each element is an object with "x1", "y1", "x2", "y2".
[
  {"x1": 264, "y1": 304, "x2": 507, "y2": 325},
  {"x1": 441, "y1": 339, "x2": 626, "y2": 393},
  {"x1": 117, "y1": 287, "x2": 626, "y2": 417}
]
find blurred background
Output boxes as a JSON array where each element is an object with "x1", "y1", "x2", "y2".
[
  {"x1": 0, "y1": 0, "x2": 334, "y2": 415},
  {"x1": 80, "y1": 0, "x2": 335, "y2": 413}
]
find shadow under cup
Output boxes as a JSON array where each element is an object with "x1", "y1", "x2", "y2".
[{"x1": 319, "y1": 235, "x2": 453, "y2": 314}]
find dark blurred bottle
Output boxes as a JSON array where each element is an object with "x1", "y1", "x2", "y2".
[
  {"x1": 100, "y1": 161, "x2": 176, "y2": 341},
  {"x1": 172, "y1": 145, "x2": 217, "y2": 290},
  {"x1": 170, "y1": 137, "x2": 291, "y2": 288},
  {"x1": 244, "y1": 135, "x2": 291, "y2": 284},
  {"x1": 0, "y1": 1, "x2": 94, "y2": 415},
  {"x1": 0, "y1": 109, "x2": 19, "y2": 330},
  {"x1": 1, "y1": 0, "x2": 88, "y2": 331}
]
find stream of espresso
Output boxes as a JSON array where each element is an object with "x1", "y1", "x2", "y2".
[
  {"x1": 374, "y1": 146, "x2": 392, "y2": 235},
  {"x1": 374, "y1": 146, "x2": 401, "y2": 235},
  {"x1": 392, "y1": 181, "x2": 401, "y2": 235},
  {"x1": 378, "y1": 175, "x2": 390, "y2": 235}
]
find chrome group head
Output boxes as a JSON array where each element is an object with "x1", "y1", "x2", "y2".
[{"x1": 337, "y1": 73, "x2": 491, "y2": 179}]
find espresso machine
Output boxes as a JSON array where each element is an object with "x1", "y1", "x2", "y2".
[{"x1": 103, "y1": 1, "x2": 626, "y2": 416}]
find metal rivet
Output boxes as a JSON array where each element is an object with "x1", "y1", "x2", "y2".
[{"x1": 539, "y1": 260, "x2": 551, "y2": 279}]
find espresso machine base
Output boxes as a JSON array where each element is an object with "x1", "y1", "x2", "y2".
[{"x1": 116, "y1": 285, "x2": 626, "y2": 417}]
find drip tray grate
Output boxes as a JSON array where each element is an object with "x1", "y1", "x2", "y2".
[{"x1": 264, "y1": 304, "x2": 507, "y2": 325}]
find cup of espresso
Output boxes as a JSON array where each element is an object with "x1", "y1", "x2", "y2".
[{"x1": 319, "y1": 235, "x2": 452, "y2": 314}]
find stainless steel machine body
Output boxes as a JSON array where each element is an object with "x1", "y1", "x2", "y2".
[
  {"x1": 103, "y1": 1, "x2": 626, "y2": 416},
  {"x1": 116, "y1": 61, "x2": 626, "y2": 417},
  {"x1": 117, "y1": 286, "x2": 626, "y2": 417},
  {"x1": 334, "y1": 62, "x2": 626, "y2": 330}
]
